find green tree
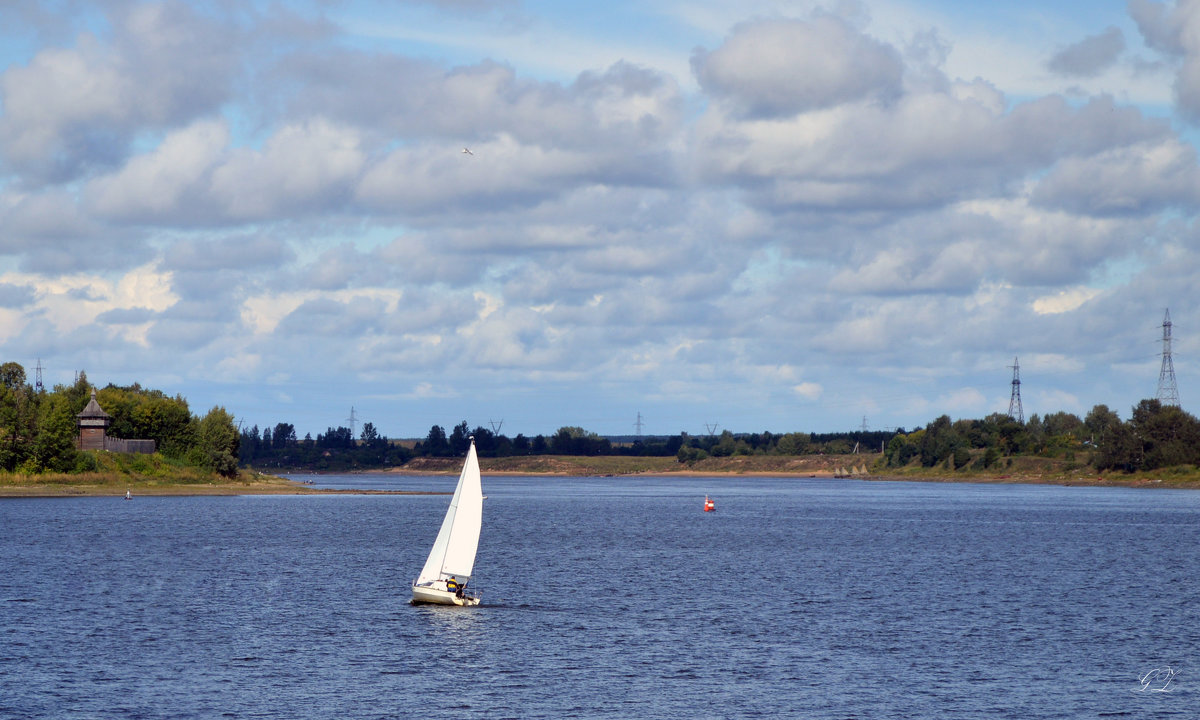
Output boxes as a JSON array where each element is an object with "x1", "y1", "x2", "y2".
[
  {"x1": 919, "y1": 415, "x2": 959, "y2": 467},
  {"x1": 1085, "y1": 404, "x2": 1122, "y2": 447},
  {"x1": 191, "y1": 406, "x2": 240, "y2": 477},
  {"x1": 273, "y1": 422, "x2": 297, "y2": 449},
  {"x1": 423, "y1": 425, "x2": 450, "y2": 456},
  {"x1": 1131, "y1": 399, "x2": 1200, "y2": 469},
  {"x1": 0, "y1": 364, "x2": 36, "y2": 471},
  {"x1": 0, "y1": 362, "x2": 26, "y2": 391},
  {"x1": 98, "y1": 385, "x2": 193, "y2": 458},
  {"x1": 29, "y1": 392, "x2": 82, "y2": 473},
  {"x1": 449, "y1": 421, "x2": 472, "y2": 456}
]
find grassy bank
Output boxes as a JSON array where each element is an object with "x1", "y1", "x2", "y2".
[{"x1": 0, "y1": 452, "x2": 315, "y2": 497}]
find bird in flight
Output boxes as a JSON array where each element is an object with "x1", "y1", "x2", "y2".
[{"x1": 462, "y1": 147, "x2": 474, "y2": 155}]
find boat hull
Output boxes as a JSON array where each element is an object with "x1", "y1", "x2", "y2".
[{"x1": 411, "y1": 584, "x2": 480, "y2": 607}]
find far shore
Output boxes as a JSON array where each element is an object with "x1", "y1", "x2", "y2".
[{"x1": 3, "y1": 452, "x2": 1198, "y2": 496}]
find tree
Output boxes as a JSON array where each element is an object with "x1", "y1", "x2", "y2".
[
  {"x1": 919, "y1": 415, "x2": 959, "y2": 467},
  {"x1": 273, "y1": 422, "x2": 297, "y2": 449},
  {"x1": 317, "y1": 426, "x2": 353, "y2": 449},
  {"x1": 449, "y1": 421, "x2": 472, "y2": 456},
  {"x1": 98, "y1": 385, "x2": 193, "y2": 458},
  {"x1": 1131, "y1": 399, "x2": 1200, "y2": 469},
  {"x1": 30, "y1": 393, "x2": 82, "y2": 473},
  {"x1": 0, "y1": 364, "x2": 36, "y2": 471},
  {"x1": 0, "y1": 362, "x2": 26, "y2": 391},
  {"x1": 192, "y1": 406, "x2": 240, "y2": 477},
  {"x1": 423, "y1": 425, "x2": 450, "y2": 456},
  {"x1": 1085, "y1": 404, "x2": 1121, "y2": 446}
]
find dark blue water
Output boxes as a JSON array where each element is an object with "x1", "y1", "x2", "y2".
[{"x1": 2, "y1": 476, "x2": 1197, "y2": 719}]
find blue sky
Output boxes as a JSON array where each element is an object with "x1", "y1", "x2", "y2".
[{"x1": 1, "y1": 0, "x2": 1198, "y2": 440}]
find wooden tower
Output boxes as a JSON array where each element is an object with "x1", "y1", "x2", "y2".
[{"x1": 76, "y1": 389, "x2": 112, "y2": 451}]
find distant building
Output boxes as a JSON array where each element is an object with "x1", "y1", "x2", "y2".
[{"x1": 76, "y1": 389, "x2": 156, "y2": 454}]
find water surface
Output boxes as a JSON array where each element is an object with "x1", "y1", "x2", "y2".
[{"x1": 2, "y1": 476, "x2": 1196, "y2": 718}]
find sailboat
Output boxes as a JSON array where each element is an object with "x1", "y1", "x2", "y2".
[{"x1": 412, "y1": 437, "x2": 483, "y2": 606}]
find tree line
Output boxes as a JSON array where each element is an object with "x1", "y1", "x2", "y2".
[
  {"x1": 240, "y1": 397, "x2": 1200, "y2": 475},
  {"x1": 0, "y1": 362, "x2": 241, "y2": 476},
  {"x1": 238, "y1": 418, "x2": 900, "y2": 471},
  {"x1": 884, "y1": 399, "x2": 1200, "y2": 473}
]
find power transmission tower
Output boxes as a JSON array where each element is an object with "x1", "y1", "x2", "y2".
[
  {"x1": 1157, "y1": 308, "x2": 1180, "y2": 406},
  {"x1": 1008, "y1": 357, "x2": 1024, "y2": 424},
  {"x1": 860, "y1": 416, "x2": 869, "y2": 433},
  {"x1": 34, "y1": 359, "x2": 44, "y2": 393},
  {"x1": 704, "y1": 422, "x2": 719, "y2": 438},
  {"x1": 489, "y1": 419, "x2": 504, "y2": 435},
  {"x1": 634, "y1": 412, "x2": 644, "y2": 437},
  {"x1": 346, "y1": 406, "x2": 358, "y2": 438}
]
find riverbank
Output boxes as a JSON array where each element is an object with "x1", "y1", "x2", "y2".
[
  {"x1": 4, "y1": 452, "x2": 1198, "y2": 496},
  {"x1": 0, "y1": 469, "x2": 435, "y2": 497},
  {"x1": 393, "y1": 453, "x2": 1200, "y2": 489}
]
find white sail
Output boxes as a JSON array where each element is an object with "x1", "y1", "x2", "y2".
[{"x1": 416, "y1": 440, "x2": 482, "y2": 585}]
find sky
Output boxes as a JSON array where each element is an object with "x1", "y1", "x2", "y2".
[{"x1": 1, "y1": 0, "x2": 1199, "y2": 440}]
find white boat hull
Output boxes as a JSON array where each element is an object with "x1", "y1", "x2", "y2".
[{"x1": 411, "y1": 584, "x2": 480, "y2": 607}]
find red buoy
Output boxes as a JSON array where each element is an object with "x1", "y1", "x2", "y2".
[{"x1": 704, "y1": 495, "x2": 715, "y2": 512}]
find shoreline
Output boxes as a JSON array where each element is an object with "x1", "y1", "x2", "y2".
[{"x1": 3, "y1": 468, "x2": 1195, "y2": 497}]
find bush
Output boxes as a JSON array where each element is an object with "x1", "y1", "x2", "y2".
[{"x1": 953, "y1": 446, "x2": 971, "y2": 470}]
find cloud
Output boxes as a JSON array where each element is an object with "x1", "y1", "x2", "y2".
[
  {"x1": 2, "y1": 2, "x2": 1200, "y2": 437},
  {"x1": 691, "y1": 16, "x2": 903, "y2": 117},
  {"x1": 1129, "y1": 0, "x2": 1185, "y2": 56},
  {"x1": 87, "y1": 119, "x2": 230, "y2": 222},
  {"x1": 792, "y1": 382, "x2": 823, "y2": 400},
  {"x1": 1047, "y1": 27, "x2": 1125, "y2": 77},
  {"x1": 210, "y1": 119, "x2": 367, "y2": 220},
  {"x1": 1131, "y1": 0, "x2": 1200, "y2": 122},
  {"x1": 1031, "y1": 137, "x2": 1200, "y2": 215},
  {"x1": 0, "y1": 2, "x2": 239, "y2": 183},
  {"x1": 693, "y1": 63, "x2": 1170, "y2": 214},
  {"x1": 0, "y1": 263, "x2": 177, "y2": 335},
  {"x1": 1032, "y1": 288, "x2": 1103, "y2": 315}
]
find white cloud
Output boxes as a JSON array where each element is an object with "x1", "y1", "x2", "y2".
[
  {"x1": 793, "y1": 382, "x2": 823, "y2": 400},
  {"x1": 692, "y1": 16, "x2": 903, "y2": 116},
  {"x1": 210, "y1": 119, "x2": 367, "y2": 219},
  {"x1": 1032, "y1": 287, "x2": 1102, "y2": 315},
  {"x1": 0, "y1": 263, "x2": 177, "y2": 334},
  {"x1": 240, "y1": 288, "x2": 404, "y2": 335},
  {"x1": 88, "y1": 119, "x2": 229, "y2": 220}
]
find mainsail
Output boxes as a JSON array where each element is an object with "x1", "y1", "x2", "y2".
[{"x1": 416, "y1": 439, "x2": 483, "y2": 585}]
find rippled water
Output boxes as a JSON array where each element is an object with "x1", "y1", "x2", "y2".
[{"x1": 2, "y1": 476, "x2": 1197, "y2": 719}]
